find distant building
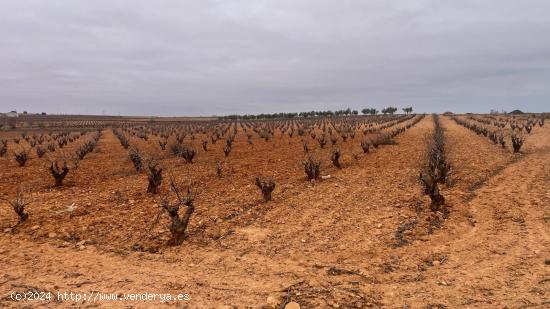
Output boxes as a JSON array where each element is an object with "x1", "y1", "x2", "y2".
[
  {"x1": 5, "y1": 111, "x2": 18, "y2": 117},
  {"x1": 1, "y1": 111, "x2": 18, "y2": 128}
]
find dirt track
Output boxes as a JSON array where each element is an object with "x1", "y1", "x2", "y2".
[{"x1": 1, "y1": 116, "x2": 549, "y2": 308}]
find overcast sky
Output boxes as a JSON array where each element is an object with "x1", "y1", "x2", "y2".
[{"x1": 0, "y1": 0, "x2": 549, "y2": 116}]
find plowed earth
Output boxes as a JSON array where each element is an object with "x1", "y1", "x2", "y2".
[{"x1": 0, "y1": 115, "x2": 548, "y2": 308}]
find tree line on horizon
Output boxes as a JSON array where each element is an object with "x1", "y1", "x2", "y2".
[{"x1": 218, "y1": 106, "x2": 413, "y2": 120}]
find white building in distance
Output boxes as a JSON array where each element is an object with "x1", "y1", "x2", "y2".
[{"x1": 5, "y1": 111, "x2": 19, "y2": 117}]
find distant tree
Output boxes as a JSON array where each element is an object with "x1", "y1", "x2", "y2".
[
  {"x1": 361, "y1": 108, "x2": 378, "y2": 115},
  {"x1": 402, "y1": 107, "x2": 413, "y2": 114},
  {"x1": 509, "y1": 110, "x2": 524, "y2": 115},
  {"x1": 382, "y1": 107, "x2": 398, "y2": 115},
  {"x1": 218, "y1": 107, "x2": 377, "y2": 120}
]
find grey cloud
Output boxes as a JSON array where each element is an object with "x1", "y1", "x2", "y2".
[{"x1": 0, "y1": 0, "x2": 549, "y2": 115}]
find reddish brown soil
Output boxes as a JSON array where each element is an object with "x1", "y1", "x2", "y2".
[{"x1": 0, "y1": 116, "x2": 548, "y2": 308}]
